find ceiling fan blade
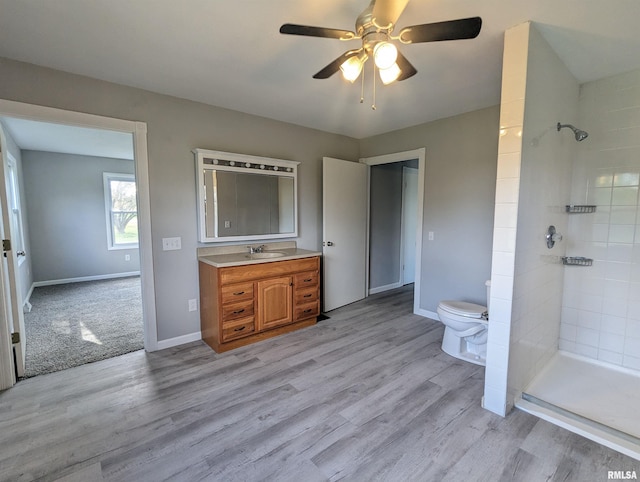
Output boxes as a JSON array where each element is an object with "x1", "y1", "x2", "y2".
[
  {"x1": 371, "y1": 0, "x2": 410, "y2": 27},
  {"x1": 398, "y1": 17, "x2": 482, "y2": 44},
  {"x1": 280, "y1": 23, "x2": 356, "y2": 40},
  {"x1": 313, "y1": 49, "x2": 362, "y2": 79},
  {"x1": 395, "y1": 51, "x2": 417, "y2": 81}
]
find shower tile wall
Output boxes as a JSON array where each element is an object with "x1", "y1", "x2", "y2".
[
  {"x1": 560, "y1": 68, "x2": 640, "y2": 372},
  {"x1": 484, "y1": 22, "x2": 578, "y2": 415}
]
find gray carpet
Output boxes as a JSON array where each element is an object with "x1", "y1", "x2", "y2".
[{"x1": 24, "y1": 276, "x2": 143, "y2": 378}]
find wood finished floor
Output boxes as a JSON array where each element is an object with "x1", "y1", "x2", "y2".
[{"x1": 1, "y1": 285, "x2": 637, "y2": 481}]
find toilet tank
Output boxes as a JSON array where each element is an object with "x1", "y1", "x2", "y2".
[{"x1": 485, "y1": 280, "x2": 491, "y2": 313}]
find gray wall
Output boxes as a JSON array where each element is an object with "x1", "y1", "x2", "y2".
[
  {"x1": 21, "y1": 150, "x2": 139, "y2": 282},
  {"x1": 360, "y1": 106, "x2": 500, "y2": 312},
  {"x1": 0, "y1": 121, "x2": 33, "y2": 304},
  {"x1": 369, "y1": 162, "x2": 403, "y2": 289},
  {"x1": 0, "y1": 57, "x2": 359, "y2": 341}
]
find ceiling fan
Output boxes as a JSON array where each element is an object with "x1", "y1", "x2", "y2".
[{"x1": 279, "y1": 0, "x2": 482, "y2": 93}]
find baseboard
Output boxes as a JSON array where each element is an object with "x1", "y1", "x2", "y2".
[
  {"x1": 23, "y1": 283, "x2": 35, "y2": 311},
  {"x1": 32, "y1": 271, "x2": 141, "y2": 287},
  {"x1": 368, "y1": 281, "x2": 402, "y2": 295},
  {"x1": 415, "y1": 308, "x2": 439, "y2": 321},
  {"x1": 155, "y1": 331, "x2": 202, "y2": 351}
]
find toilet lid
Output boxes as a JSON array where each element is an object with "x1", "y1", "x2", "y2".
[{"x1": 439, "y1": 300, "x2": 487, "y2": 318}]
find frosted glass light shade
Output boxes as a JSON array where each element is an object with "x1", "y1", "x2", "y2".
[
  {"x1": 340, "y1": 56, "x2": 365, "y2": 82},
  {"x1": 373, "y1": 42, "x2": 398, "y2": 70},
  {"x1": 379, "y1": 63, "x2": 401, "y2": 85}
]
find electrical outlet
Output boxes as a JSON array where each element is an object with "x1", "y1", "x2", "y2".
[
  {"x1": 188, "y1": 299, "x2": 197, "y2": 312},
  {"x1": 162, "y1": 237, "x2": 182, "y2": 251},
  {"x1": 125, "y1": 254, "x2": 131, "y2": 261},
  {"x1": 428, "y1": 231, "x2": 434, "y2": 241}
]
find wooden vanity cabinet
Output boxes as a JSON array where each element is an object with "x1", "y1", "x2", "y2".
[{"x1": 199, "y1": 256, "x2": 320, "y2": 352}]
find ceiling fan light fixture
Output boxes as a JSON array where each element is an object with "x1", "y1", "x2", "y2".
[
  {"x1": 373, "y1": 41, "x2": 398, "y2": 70},
  {"x1": 340, "y1": 53, "x2": 367, "y2": 83},
  {"x1": 379, "y1": 62, "x2": 401, "y2": 85}
]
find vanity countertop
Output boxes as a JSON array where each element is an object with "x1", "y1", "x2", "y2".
[{"x1": 198, "y1": 242, "x2": 321, "y2": 268}]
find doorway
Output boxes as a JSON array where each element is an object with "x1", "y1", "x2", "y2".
[
  {"x1": 368, "y1": 160, "x2": 418, "y2": 292},
  {"x1": 361, "y1": 148, "x2": 426, "y2": 316},
  {"x1": 0, "y1": 99, "x2": 156, "y2": 386}
]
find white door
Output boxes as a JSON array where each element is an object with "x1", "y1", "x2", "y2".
[
  {"x1": 401, "y1": 167, "x2": 418, "y2": 284},
  {"x1": 0, "y1": 126, "x2": 24, "y2": 381},
  {"x1": 322, "y1": 157, "x2": 367, "y2": 311}
]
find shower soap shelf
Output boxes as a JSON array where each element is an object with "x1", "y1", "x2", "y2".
[
  {"x1": 566, "y1": 205, "x2": 596, "y2": 214},
  {"x1": 562, "y1": 256, "x2": 593, "y2": 266}
]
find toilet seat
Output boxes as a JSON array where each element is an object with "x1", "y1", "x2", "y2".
[{"x1": 438, "y1": 300, "x2": 487, "y2": 319}]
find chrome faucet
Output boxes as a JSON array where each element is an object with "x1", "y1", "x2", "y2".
[{"x1": 248, "y1": 245, "x2": 265, "y2": 254}]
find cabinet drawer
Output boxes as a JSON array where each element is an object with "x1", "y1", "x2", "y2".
[
  {"x1": 221, "y1": 316, "x2": 255, "y2": 342},
  {"x1": 220, "y1": 257, "x2": 319, "y2": 284},
  {"x1": 294, "y1": 271, "x2": 319, "y2": 289},
  {"x1": 294, "y1": 300, "x2": 320, "y2": 321},
  {"x1": 221, "y1": 282, "x2": 254, "y2": 304},
  {"x1": 221, "y1": 299, "x2": 254, "y2": 321},
  {"x1": 295, "y1": 286, "x2": 318, "y2": 304}
]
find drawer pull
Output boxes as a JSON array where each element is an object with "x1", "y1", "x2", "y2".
[
  {"x1": 303, "y1": 308, "x2": 313, "y2": 313},
  {"x1": 232, "y1": 309, "x2": 245, "y2": 315},
  {"x1": 233, "y1": 291, "x2": 245, "y2": 295},
  {"x1": 303, "y1": 278, "x2": 313, "y2": 282},
  {"x1": 303, "y1": 294, "x2": 313, "y2": 298},
  {"x1": 234, "y1": 326, "x2": 246, "y2": 332}
]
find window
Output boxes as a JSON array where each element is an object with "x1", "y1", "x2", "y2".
[
  {"x1": 7, "y1": 154, "x2": 26, "y2": 265},
  {"x1": 103, "y1": 173, "x2": 138, "y2": 249}
]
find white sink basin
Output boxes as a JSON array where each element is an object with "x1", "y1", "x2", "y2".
[{"x1": 246, "y1": 252, "x2": 286, "y2": 259}]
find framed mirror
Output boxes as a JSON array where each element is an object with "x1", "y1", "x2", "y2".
[{"x1": 194, "y1": 149, "x2": 299, "y2": 243}]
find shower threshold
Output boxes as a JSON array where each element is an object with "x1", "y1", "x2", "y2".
[{"x1": 515, "y1": 351, "x2": 640, "y2": 461}]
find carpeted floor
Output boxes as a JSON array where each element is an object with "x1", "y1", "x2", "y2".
[{"x1": 23, "y1": 276, "x2": 143, "y2": 378}]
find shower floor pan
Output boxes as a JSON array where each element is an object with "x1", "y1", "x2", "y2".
[{"x1": 516, "y1": 351, "x2": 640, "y2": 461}]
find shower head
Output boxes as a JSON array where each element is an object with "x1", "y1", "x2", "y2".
[{"x1": 557, "y1": 122, "x2": 589, "y2": 141}]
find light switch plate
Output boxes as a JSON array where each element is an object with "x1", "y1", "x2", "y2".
[{"x1": 162, "y1": 237, "x2": 182, "y2": 251}]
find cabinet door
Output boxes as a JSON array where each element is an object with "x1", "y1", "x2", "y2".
[{"x1": 257, "y1": 276, "x2": 293, "y2": 331}]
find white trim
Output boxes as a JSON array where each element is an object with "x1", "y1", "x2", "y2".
[
  {"x1": 0, "y1": 99, "x2": 158, "y2": 353},
  {"x1": 156, "y1": 331, "x2": 202, "y2": 351},
  {"x1": 369, "y1": 281, "x2": 402, "y2": 295},
  {"x1": 360, "y1": 148, "x2": 426, "y2": 317},
  {"x1": 32, "y1": 271, "x2": 141, "y2": 287},
  {"x1": 0, "y1": 126, "x2": 16, "y2": 388},
  {"x1": 415, "y1": 308, "x2": 439, "y2": 321},
  {"x1": 23, "y1": 283, "x2": 34, "y2": 307}
]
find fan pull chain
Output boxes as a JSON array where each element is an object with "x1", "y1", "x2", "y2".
[
  {"x1": 371, "y1": 61, "x2": 377, "y2": 110},
  {"x1": 360, "y1": 61, "x2": 365, "y2": 104}
]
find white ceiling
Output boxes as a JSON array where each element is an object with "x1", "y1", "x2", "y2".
[
  {"x1": 1, "y1": 1, "x2": 640, "y2": 140},
  {"x1": 0, "y1": 117, "x2": 134, "y2": 160}
]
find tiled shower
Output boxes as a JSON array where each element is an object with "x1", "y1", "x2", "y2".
[
  {"x1": 560, "y1": 70, "x2": 640, "y2": 371},
  {"x1": 483, "y1": 21, "x2": 640, "y2": 459}
]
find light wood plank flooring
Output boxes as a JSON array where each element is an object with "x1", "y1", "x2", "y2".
[{"x1": 1, "y1": 285, "x2": 637, "y2": 481}]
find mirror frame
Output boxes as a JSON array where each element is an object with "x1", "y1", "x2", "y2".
[{"x1": 194, "y1": 148, "x2": 299, "y2": 243}]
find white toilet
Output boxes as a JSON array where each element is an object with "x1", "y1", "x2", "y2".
[{"x1": 436, "y1": 280, "x2": 491, "y2": 366}]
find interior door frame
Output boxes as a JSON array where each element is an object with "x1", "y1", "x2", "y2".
[
  {"x1": 400, "y1": 166, "x2": 418, "y2": 286},
  {"x1": 360, "y1": 148, "x2": 425, "y2": 315},
  {"x1": 0, "y1": 100, "x2": 158, "y2": 384}
]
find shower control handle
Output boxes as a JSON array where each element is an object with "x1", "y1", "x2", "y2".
[{"x1": 546, "y1": 225, "x2": 563, "y2": 249}]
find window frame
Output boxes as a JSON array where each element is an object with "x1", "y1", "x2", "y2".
[{"x1": 103, "y1": 172, "x2": 138, "y2": 250}]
